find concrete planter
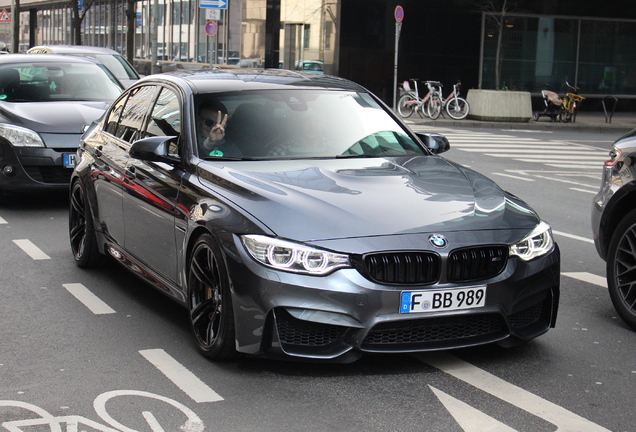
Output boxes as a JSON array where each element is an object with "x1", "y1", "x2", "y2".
[{"x1": 466, "y1": 89, "x2": 533, "y2": 122}]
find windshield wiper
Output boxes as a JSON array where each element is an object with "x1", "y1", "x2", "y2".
[
  {"x1": 335, "y1": 153, "x2": 380, "y2": 159},
  {"x1": 202, "y1": 156, "x2": 262, "y2": 161}
]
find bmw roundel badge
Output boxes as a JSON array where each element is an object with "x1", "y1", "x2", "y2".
[{"x1": 429, "y1": 234, "x2": 448, "y2": 249}]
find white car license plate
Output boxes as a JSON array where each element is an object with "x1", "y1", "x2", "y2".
[
  {"x1": 399, "y1": 286, "x2": 486, "y2": 314},
  {"x1": 63, "y1": 153, "x2": 76, "y2": 168}
]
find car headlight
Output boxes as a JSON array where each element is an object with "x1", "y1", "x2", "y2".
[
  {"x1": 510, "y1": 221, "x2": 554, "y2": 261},
  {"x1": 0, "y1": 124, "x2": 45, "y2": 147},
  {"x1": 241, "y1": 235, "x2": 350, "y2": 275}
]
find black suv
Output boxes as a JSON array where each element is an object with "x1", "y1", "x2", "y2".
[{"x1": 592, "y1": 129, "x2": 636, "y2": 330}]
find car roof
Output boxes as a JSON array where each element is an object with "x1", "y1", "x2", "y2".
[
  {"x1": 137, "y1": 69, "x2": 368, "y2": 93},
  {"x1": 0, "y1": 53, "x2": 105, "y2": 65},
  {"x1": 27, "y1": 45, "x2": 121, "y2": 56}
]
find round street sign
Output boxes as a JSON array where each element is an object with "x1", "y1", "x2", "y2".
[
  {"x1": 394, "y1": 6, "x2": 404, "y2": 22},
  {"x1": 205, "y1": 21, "x2": 218, "y2": 36}
]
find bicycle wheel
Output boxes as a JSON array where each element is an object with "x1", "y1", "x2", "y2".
[
  {"x1": 397, "y1": 94, "x2": 416, "y2": 118},
  {"x1": 446, "y1": 97, "x2": 470, "y2": 120},
  {"x1": 427, "y1": 94, "x2": 442, "y2": 120}
]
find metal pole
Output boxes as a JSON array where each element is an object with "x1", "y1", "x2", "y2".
[
  {"x1": 392, "y1": 21, "x2": 401, "y2": 111},
  {"x1": 478, "y1": 12, "x2": 485, "y2": 89},
  {"x1": 574, "y1": 18, "x2": 581, "y2": 87},
  {"x1": 151, "y1": 0, "x2": 158, "y2": 73}
]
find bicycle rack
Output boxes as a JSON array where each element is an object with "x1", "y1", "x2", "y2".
[{"x1": 602, "y1": 96, "x2": 618, "y2": 123}]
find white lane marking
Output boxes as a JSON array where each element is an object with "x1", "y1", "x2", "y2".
[
  {"x1": 532, "y1": 175, "x2": 598, "y2": 189},
  {"x1": 0, "y1": 216, "x2": 7, "y2": 224},
  {"x1": 94, "y1": 390, "x2": 205, "y2": 432},
  {"x1": 139, "y1": 349, "x2": 223, "y2": 403},
  {"x1": 418, "y1": 352, "x2": 612, "y2": 432},
  {"x1": 430, "y1": 386, "x2": 518, "y2": 432},
  {"x1": 13, "y1": 239, "x2": 51, "y2": 260},
  {"x1": 485, "y1": 154, "x2": 606, "y2": 160},
  {"x1": 142, "y1": 411, "x2": 167, "y2": 432},
  {"x1": 460, "y1": 147, "x2": 602, "y2": 153},
  {"x1": 545, "y1": 163, "x2": 602, "y2": 169},
  {"x1": 570, "y1": 187, "x2": 597, "y2": 194},
  {"x1": 552, "y1": 230, "x2": 594, "y2": 244},
  {"x1": 501, "y1": 129, "x2": 554, "y2": 134},
  {"x1": 63, "y1": 283, "x2": 116, "y2": 315},
  {"x1": 563, "y1": 272, "x2": 607, "y2": 288},
  {"x1": 491, "y1": 172, "x2": 534, "y2": 182}
]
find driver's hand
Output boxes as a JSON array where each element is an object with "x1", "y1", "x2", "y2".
[{"x1": 208, "y1": 111, "x2": 228, "y2": 143}]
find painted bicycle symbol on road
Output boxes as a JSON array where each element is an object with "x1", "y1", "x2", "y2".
[{"x1": 1, "y1": 390, "x2": 204, "y2": 432}]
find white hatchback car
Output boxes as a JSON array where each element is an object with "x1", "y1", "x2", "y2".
[{"x1": 27, "y1": 45, "x2": 140, "y2": 87}]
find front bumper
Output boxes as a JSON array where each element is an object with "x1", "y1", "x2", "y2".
[
  {"x1": 226, "y1": 236, "x2": 560, "y2": 362},
  {"x1": 0, "y1": 134, "x2": 79, "y2": 192}
]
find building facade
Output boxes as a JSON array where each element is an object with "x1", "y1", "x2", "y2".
[{"x1": 1, "y1": 0, "x2": 635, "y2": 107}]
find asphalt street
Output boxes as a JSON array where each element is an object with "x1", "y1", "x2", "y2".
[{"x1": 1, "y1": 120, "x2": 635, "y2": 432}]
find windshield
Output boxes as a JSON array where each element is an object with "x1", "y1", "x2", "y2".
[
  {"x1": 195, "y1": 90, "x2": 426, "y2": 160},
  {"x1": 0, "y1": 62, "x2": 123, "y2": 102},
  {"x1": 82, "y1": 53, "x2": 139, "y2": 80}
]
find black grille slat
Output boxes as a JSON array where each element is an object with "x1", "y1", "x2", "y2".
[
  {"x1": 448, "y1": 246, "x2": 508, "y2": 282},
  {"x1": 23, "y1": 166, "x2": 73, "y2": 184},
  {"x1": 275, "y1": 309, "x2": 346, "y2": 347},
  {"x1": 362, "y1": 314, "x2": 504, "y2": 346},
  {"x1": 363, "y1": 252, "x2": 440, "y2": 285},
  {"x1": 508, "y1": 302, "x2": 544, "y2": 328}
]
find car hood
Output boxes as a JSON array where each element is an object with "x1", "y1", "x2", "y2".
[
  {"x1": 200, "y1": 156, "x2": 540, "y2": 241},
  {"x1": 0, "y1": 101, "x2": 111, "y2": 134}
]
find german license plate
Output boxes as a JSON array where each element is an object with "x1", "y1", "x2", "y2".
[
  {"x1": 400, "y1": 286, "x2": 486, "y2": 314},
  {"x1": 63, "y1": 153, "x2": 76, "y2": 168}
]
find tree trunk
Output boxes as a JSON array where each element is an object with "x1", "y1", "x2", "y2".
[
  {"x1": 11, "y1": 0, "x2": 19, "y2": 53},
  {"x1": 494, "y1": 0, "x2": 507, "y2": 91},
  {"x1": 126, "y1": 0, "x2": 135, "y2": 63},
  {"x1": 70, "y1": 0, "x2": 81, "y2": 45}
]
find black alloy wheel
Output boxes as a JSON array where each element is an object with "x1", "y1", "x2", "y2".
[
  {"x1": 187, "y1": 233, "x2": 237, "y2": 360},
  {"x1": 69, "y1": 180, "x2": 103, "y2": 268},
  {"x1": 607, "y1": 209, "x2": 636, "y2": 330}
]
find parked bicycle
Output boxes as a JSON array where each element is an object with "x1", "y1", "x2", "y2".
[
  {"x1": 412, "y1": 80, "x2": 470, "y2": 120},
  {"x1": 533, "y1": 80, "x2": 585, "y2": 123},
  {"x1": 561, "y1": 81, "x2": 585, "y2": 123},
  {"x1": 442, "y1": 80, "x2": 470, "y2": 119},
  {"x1": 397, "y1": 79, "x2": 442, "y2": 119}
]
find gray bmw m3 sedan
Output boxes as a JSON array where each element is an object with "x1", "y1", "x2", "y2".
[{"x1": 69, "y1": 69, "x2": 560, "y2": 362}]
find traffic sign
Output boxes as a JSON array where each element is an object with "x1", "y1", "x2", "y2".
[
  {"x1": 199, "y1": 0, "x2": 227, "y2": 9},
  {"x1": 205, "y1": 21, "x2": 218, "y2": 36},
  {"x1": 0, "y1": 9, "x2": 10, "y2": 22},
  {"x1": 394, "y1": 6, "x2": 404, "y2": 22},
  {"x1": 206, "y1": 9, "x2": 220, "y2": 20}
]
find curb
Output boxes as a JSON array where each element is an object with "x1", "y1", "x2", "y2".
[{"x1": 406, "y1": 117, "x2": 634, "y2": 134}]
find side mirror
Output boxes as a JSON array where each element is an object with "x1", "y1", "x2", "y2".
[
  {"x1": 415, "y1": 132, "x2": 451, "y2": 155},
  {"x1": 129, "y1": 136, "x2": 180, "y2": 164}
]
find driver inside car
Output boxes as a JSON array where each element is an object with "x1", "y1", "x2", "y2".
[{"x1": 198, "y1": 100, "x2": 242, "y2": 158}]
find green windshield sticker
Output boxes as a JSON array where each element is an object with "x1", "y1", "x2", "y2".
[
  {"x1": 209, "y1": 150, "x2": 224, "y2": 157},
  {"x1": 0, "y1": 94, "x2": 6, "y2": 100}
]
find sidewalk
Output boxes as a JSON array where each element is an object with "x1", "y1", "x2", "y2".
[{"x1": 406, "y1": 110, "x2": 636, "y2": 134}]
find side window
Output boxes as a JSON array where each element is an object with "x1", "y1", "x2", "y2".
[
  {"x1": 145, "y1": 87, "x2": 181, "y2": 155},
  {"x1": 105, "y1": 94, "x2": 128, "y2": 135},
  {"x1": 113, "y1": 85, "x2": 158, "y2": 144}
]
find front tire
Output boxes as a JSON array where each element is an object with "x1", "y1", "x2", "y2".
[
  {"x1": 427, "y1": 94, "x2": 442, "y2": 120},
  {"x1": 187, "y1": 233, "x2": 238, "y2": 360},
  {"x1": 397, "y1": 94, "x2": 416, "y2": 118},
  {"x1": 446, "y1": 97, "x2": 469, "y2": 119},
  {"x1": 69, "y1": 180, "x2": 104, "y2": 268},
  {"x1": 607, "y1": 209, "x2": 636, "y2": 330}
]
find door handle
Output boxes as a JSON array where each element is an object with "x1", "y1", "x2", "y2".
[{"x1": 94, "y1": 145, "x2": 103, "y2": 157}]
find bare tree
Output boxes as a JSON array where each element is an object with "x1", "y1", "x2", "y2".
[
  {"x1": 125, "y1": 0, "x2": 135, "y2": 63},
  {"x1": 69, "y1": 0, "x2": 96, "y2": 45},
  {"x1": 480, "y1": 0, "x2": 510, "y2": 90}
]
